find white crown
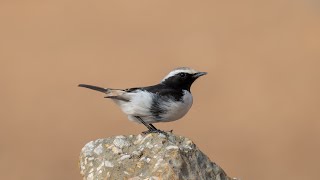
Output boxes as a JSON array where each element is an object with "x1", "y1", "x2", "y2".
[{"x1": 161, "y1": 67, "x2": 199, "y2": 82}]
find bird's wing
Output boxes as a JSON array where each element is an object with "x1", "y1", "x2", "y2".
[
  {"x1": 104, "y1": 89, "x2": 130, "y2": 102},
  {"x1": 142, "y1": 84, "x2": 184, "y2": 101},
  {"x1": 105, "y1": 87, "x2": 144, "y2": 101},
  {"x1": 79, "y1": 83, "x2": 183, "y2": 101}
]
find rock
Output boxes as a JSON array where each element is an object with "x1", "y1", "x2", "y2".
[{"x1": 79, "y1": 133, "x2": 236, "y2": 180}]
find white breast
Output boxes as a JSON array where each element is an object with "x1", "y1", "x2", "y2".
[{"x1": 160, "y1": 90, "x2": 193, "y2": 122}]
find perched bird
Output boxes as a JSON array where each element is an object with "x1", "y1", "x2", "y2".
[{"x1": 79, "y1": 67, "x2": 207, "y2": 133}]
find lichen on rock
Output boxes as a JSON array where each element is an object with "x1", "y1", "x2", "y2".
[{"x1": 79, "y1": 133, "x2": 235, "y2": 180}]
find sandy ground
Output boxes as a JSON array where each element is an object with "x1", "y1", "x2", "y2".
[{"x1": 1, "y1": 1, "x2": 319, "y2": 179}]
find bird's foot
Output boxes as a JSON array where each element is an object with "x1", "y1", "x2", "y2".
[{"x1": 142, "y1": 129, "x2": 171, "y2": 135}]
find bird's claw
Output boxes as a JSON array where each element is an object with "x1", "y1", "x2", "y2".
[{"x1": 142, "y1": 129, "x2": 172, "y2": 136}]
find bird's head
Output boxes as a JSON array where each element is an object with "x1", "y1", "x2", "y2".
[{"x1": 161, "y1": 67, "x2": 207, "y2": 91}]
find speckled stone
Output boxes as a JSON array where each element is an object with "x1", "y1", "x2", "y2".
[{"x1": 79, "y1": 133, "x2": 236, "y2": 180}]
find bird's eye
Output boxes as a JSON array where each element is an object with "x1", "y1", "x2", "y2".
[{"x1": 179, "y1": 73, "x2": 186, "y2": 77}]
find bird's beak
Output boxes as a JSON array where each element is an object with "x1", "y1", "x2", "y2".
[{"x1": 193, "y1": 72, "x2": 207, "y2": 78}]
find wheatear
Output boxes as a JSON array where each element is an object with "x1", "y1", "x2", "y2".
[{"x1": 79, "y1": 67, "x2": 206, "y2": 133}]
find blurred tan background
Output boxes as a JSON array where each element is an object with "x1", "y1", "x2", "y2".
[{"x1": 1, "y1": 0, "x2": 319, "y2": 179}]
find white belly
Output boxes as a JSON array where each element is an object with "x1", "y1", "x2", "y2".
[{"x1": 113, "y1": 90, "x2": 193, "y2": 124}]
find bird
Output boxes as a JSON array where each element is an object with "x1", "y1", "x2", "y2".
[{"x1": 78, "y1": 67, "x2": 207, "y2": 134}]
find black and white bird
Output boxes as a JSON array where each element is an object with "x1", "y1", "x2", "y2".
[{"x1": 78, "y1": 67, "x2": 207, "y2": 133}]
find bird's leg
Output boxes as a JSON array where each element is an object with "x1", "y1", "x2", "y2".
[
  {"x1": 135, "y1": 116, "x2": 157, "y2": 131},
  {"x1": 149, "y1": 124, "x2": 158, "y2": 130},
  {"x1": 135, "y1": 116, "x2": 169, "y2": 135}
]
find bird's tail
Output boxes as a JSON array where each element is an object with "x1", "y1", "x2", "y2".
[
  {"x1": 78, "y1": 84, "x2": 129, "y2": 101},
  {"x1": 78, "y1": 84, "x2": 108, "y2": 93}
]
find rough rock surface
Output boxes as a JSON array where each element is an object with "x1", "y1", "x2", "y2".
[{"x1": 79, "y1": 133, "x2": 235, "y2": 180}]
